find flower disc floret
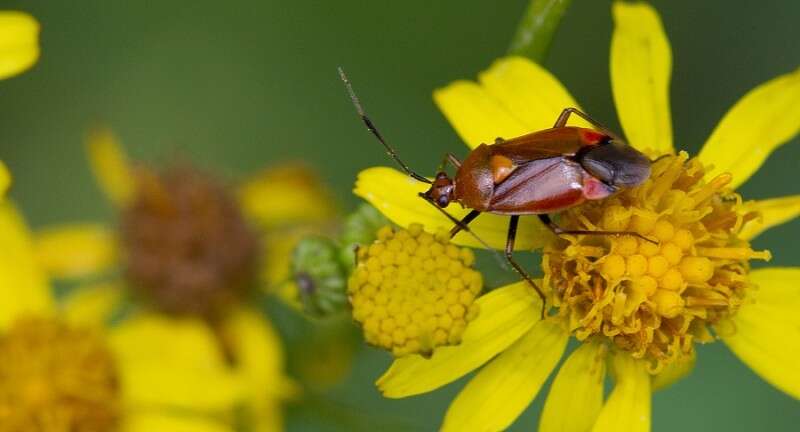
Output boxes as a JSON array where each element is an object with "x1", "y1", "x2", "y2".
[
  {"x1": 0, "y1": 317, "x2": 120, "y2": 431},
  {"x1": 543, "y1": 152, "x2": 770, "y2": 372},
  {"x1": 348, "y1": 223, "x2": 482, "y2": 357}
]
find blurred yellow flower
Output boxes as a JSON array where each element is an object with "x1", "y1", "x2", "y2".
[
  {"x1": 32, "y1": 129, "x2": 334, "y2": 431},
  {"x1": 355, "y1": 2, "x2": 800, "y2": 431},
  {"x1": 0, "y1": 161, "x2": 10, "y2": 197},
  {"x1": 0, "y1": 10, "x2": 39, "y2": 197},
  {"x1": 0, "y1": 11, "x2": 39, "y2": 80},
  {"x1": 0, "y1": 201, "x2": 281, "y2": 432}
]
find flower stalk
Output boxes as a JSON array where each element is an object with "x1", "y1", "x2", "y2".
[{"x1": 508, "y1": 0, "x2": 573, "y2": 63}]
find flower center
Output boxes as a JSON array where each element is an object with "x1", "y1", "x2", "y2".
[
  {"x1": 120, "y1": 165, "x2": 259, "y2": 317},
  {"x1": 348, "y1": 224, "x2": 482, "y2": 357},
  {"x1": 0, "y1": 317, "x2": 120, "y2": 431},
  {"x1": 543, "y1": 152, "x2": 770, "y2": 372}
]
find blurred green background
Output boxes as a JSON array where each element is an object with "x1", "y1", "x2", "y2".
[{"x1": 2, "y1": 0, "x2": 799, "y2": 430}]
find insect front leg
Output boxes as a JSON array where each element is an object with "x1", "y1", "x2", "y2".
[
  {"x1": 417, "y1": 194, "x2": 507, "y2": 270},
  {"x1": 506, "y1": 216, "x2": 547, "y2": 319},
  {"x1": 448, "y1": 210, "x2": 480, "y2": 238},
  {"x1": 538, "y1": 214, "x2": 657, "y2": 244},
  {"x1": 437, "y1": 153, "x2": 462, "y2": 174}
]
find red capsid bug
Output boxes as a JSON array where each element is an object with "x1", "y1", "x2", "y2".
[{"x1": 339, "y1": 68, "x2": 653, "y2": 318}]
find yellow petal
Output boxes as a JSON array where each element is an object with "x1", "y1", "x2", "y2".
[
  {"x1": 295, "y1": 319, "x2": 358, "y2": 391},
  {"x1": 739, "y1": 195, "x2": 800, "y2": 241},
  {"x1": 610, "y1": 2, "x2": 673, "y2": 155},
  {"x1": 0, "y1": 160, "x2": 10, "y2": 197},
  {"x1": 540, "y1": 342, "x2": 607, "y2": 432},
  {"x1": 252, "y1": 404, "x2": 283, "y2": 432},
  {"x1": 0, "y1": 12, "x2": 39, "y2": 80},
  {"x1": 433, "y1": 57, "x2": 586, "y2": 150},
  {"x1": 123, "y1": 412, "x2": 232, "y2": 432},
  {"x1": 433, "y1": 80, "x2": 529, "y2": 150},
  {"x1": 721, "y1": 267, "x2": 800, "y2": 398},
  {"x1": 109, "y1": 313, "x2": 243, "y2": 411},
  {"x1": 62, "y1": 282, "x2": 123, "y2": 327},
  {"x1": 221, "y1": 308, "x2": 291, "y2": 430},
  {"x1": 377, "y1": 281, "x2": 542, "y2": 398},
  {"x1": 591, "y1": 352, "x2": 651, "y2": 432},
  {"x1": 222, "y1": 307, "x2": 295, "y2": 398},
  {"x1": 478, "y1": 56, "x2": 588, "y2": 131},
  {"x1": 260, "y1": 226, "x2": 316, "y2": 298},
  {"x1": 238, "y1": 163, "x2": 337, "y2": 230},
  {"x1": 354, "y1": 167, "x2": 551, "y2": 250},
  {"x1": 651, "y1": 349, "x2": 695, "y2": 392},
  {"x1": 442, "y1": 320, "x2": 568, "y2": 432},
  {"x1": 0, "y1": 201, "x2": 54, "y2": 328},
  {"x1": 34, "y1": 223, "x2": 117, "y2": 279},
  {"x1": 86, "y1": 128, "x2": 135, "y2": 207},
  {"x1": 744, "y1": 267, "x2": 800, "y2": 313},
  {"x1": 699, "y1": 67, "x2": 800, "y2": 189}
]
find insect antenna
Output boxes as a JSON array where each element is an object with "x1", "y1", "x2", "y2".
[
  {"x1": 339, "y1": 67, "x2": 432, "y2": 185},
  {"x1": 418, "y1": 193, "x2": 510, "y2": 271}
]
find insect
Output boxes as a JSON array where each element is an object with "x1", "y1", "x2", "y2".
[{"x1": 339, "y1": 68, "x2": 653, "y2": 317}]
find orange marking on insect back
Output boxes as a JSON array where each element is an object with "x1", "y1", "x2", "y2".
[
  {"x1": 490, "y1": 154, "x2": 515, "y2": 184},
  {"x1": 580, "y1": 129, "x2": 607, "y2": 145}
]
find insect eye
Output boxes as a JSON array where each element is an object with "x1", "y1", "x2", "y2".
[{"x1": 436, "y1": 195, "x2": 449, "y2": 207}]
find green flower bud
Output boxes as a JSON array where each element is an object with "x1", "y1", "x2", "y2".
[
  {"x1": 338, "y1": 203, "x2": 389, "y2": 270},
  {"x1": 291, "y1": 236, "x2": 348, "y2": 318}
]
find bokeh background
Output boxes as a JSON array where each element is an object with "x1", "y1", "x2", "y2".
[{"x1": 2, "y1": 0, "x2": 799, "y2": 430}]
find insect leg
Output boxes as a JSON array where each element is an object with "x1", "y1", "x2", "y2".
[
  {"x1": 339, "y1": 68, "x2": 432, "y2": 185},
  {"x1": 417, "y1": 193, "x2": 508, "y2": 270},
  {"x1": 448, "y1": 210, "x2": 480, "y2": 238},
  {"x1": 506, "y1": 216, "x2": 547, "y2": 319},
  {"x1": 437, "y1": 153, "x2": 463, "y2": 173},
  {"x1": 538, "y1": 214, "x2": 657, "y2": 244},
  {"x1": 553, "y1": 107, "x2": 623, "y2": 142}
]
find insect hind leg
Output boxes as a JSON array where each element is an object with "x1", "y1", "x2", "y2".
[
  {"x1": 506, "y1": 216, "x2": 547, "y2": 319},
  {"x1": 538, "y1": 214, "x2": 657, "y2": 244},
  {"x1": 553, "y1": 107, "x2": 623, "y2": 142}
]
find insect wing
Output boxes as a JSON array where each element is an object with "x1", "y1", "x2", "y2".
[
  {"x1": 489, "y1": 157, "x2": 585, "y2": 214},
  {"x1": 492, "y1": 126, "x2": 605, "y2": 164}
]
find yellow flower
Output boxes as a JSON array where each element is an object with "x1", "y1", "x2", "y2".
[
  {"x1": 0, "y1": 201, "x2": 273, "y2": 432},
  {"x1": 348, "y1": 224, "x2": 482, "y2": 357},
  {"x1": 0, "y1": 161, "x2": 10, "y2": 198},
  {"x1": 355, "y1": 2, "x2": 800, "y2": 431},
  {"x1": 32, "y1": 129, "x2": 329, "y2": 430},
  {"x1": 0, "y1": 10, "x2": 39, "y2": 196},
  {"x1": 0, "y1": 11, "x2": 39, "y2": 80},
  {"x1": 36, "y1": 127, "x2": 336, "y2": 301}
]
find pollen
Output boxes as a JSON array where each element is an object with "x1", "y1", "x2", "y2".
[
  {"x1": 543, "y1": 152, "x2": 770, "y2": 372},
  {"x1": 0, "y1": 317, "x2": 120, "y2": 431},
  {"x1": 348, "y1": 223, "x2": 482, "y2": 357}
]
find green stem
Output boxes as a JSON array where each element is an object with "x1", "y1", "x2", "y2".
[{"x1": 507, "y1": 0, "x2": 573, "y2": 63}]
